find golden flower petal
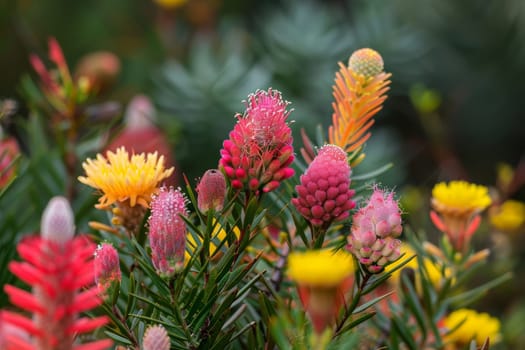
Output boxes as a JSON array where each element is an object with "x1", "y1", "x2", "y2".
[{"x1": 78, "y1": 147, "x2": 174, "y2": 209}]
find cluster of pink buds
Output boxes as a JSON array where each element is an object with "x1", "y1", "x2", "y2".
[
  {"x1": 347, "y1": 187, "x2": 403, "y2": 273},
  {"x1": 292, "y1": 144, "x2": 355, "y2": 228},
  {"x1": 148, "y1": 187, "x2": 188, "y2": 278},
  {"x1": 219, "y1": 88, "x2": 295, "y2": 194}
]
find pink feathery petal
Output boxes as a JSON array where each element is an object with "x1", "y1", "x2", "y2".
[
  {"x1": 7, "y1": 261, "x2": 45, "y2": 286},
  {"x1": 3, "y1": 285, "x2": 46, "y2": 314},
  {"x1": 430, "y1": 211, "x2": 447, "y2": 232},
  {"x1": 70, "y1": 288, "x2": 103, "y2": 313},
  {"x1": 48, "y1": 37, "x2": 66, "y2": 68},
  {"x1": 4, "y1": 334, "x2": 34, "y2": 350},
  {"x1": 465, "y1": 215, "x2": 482, "y2": 239},
  {"x1": 0, "y1": 311, "x2": 42, "y2": 337}
]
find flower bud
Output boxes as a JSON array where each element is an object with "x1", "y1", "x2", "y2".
[
  {"x1": 348, "y1": 48, "x2": 384, "y2": 78},
  {"x1": 196, "y1": 169, "x2": 226, "y2": 212},
  {"x1": 40, "y1": 196, "x2": 75, "y2": 244},
  {"x1": 292, "y1": 145, "x2": 355, "y2": 228},
  {"x1": 143, "y1": 324, "x2": 170, "y2": 350},
  {"x1": 94, "y1": 242, "x2": 121, "y2": 295},
  {"x1": 347, "y1": 187, "x2": 403, "y2": 273}
]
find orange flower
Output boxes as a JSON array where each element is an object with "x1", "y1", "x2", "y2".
[{"x1": 328, "y1": 48, "x2": 391, "y2": 158}]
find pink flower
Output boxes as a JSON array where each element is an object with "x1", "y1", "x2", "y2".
[
  {"x1": 94, "y1": 243, "x2": 121, "y2": 295},
  {"x1": 347, "y1": 187, "x2": 403, "y2": 273},
  {"x1": 292, "y1": 145, "x2": 355, "y2": 228},
  {"x1": 148, "y1": 187, "x2": 187, "y2": 277},
  {"x1": 142, "y1": 324, "x2": 170, "y2": 350},
  {"x1": 196, "y1": 169, "x2": 226, "y2": 213},
  {"x1": 219, "y1": 89, "x2": 295, "y2": 194}
]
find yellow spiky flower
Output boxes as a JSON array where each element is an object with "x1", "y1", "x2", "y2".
[
  {"x1": 444, "y1": 309, "x2": 501, "y2": 346},
  {"x1": 328, "y1": 48, "x2": 391, "y2": 159},
  {"x1": 78, "y1": 147, "x2": 174, "y2": 210}
]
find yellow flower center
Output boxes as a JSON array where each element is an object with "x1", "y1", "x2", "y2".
[
  {"x1": 78, "y1": 147, "x2": 174, "y2": 209},
  {"x1": 432, "y1": 181, "x2": 491, "y2": 215},
  {"x1": 287, "y1": 249, "x2": 354, "y2": 287}
]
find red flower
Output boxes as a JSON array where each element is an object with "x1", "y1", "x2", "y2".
[
  {"x1": 219, "y1": 89, "x2": 295, "y2": 194},
  {"x1": 2, "y1": 235, "x2": 111, "y2": 350}
]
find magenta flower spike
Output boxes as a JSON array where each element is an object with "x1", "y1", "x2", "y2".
[
  {"x1": 148, "y1": 187, "x2": 188, "y2": 278},
  {"x1": 196, "y1": 169, "x2": 227, "y2": 213},
  {"x1": 292, "y1": 144, "x2": 355, "y2": 228},
  {"x1": 347, "y1": 187, "x2": 403, "y2": 273},
  {"x1": 219, "y1": 88, "x2": 295, "y2": 194}
]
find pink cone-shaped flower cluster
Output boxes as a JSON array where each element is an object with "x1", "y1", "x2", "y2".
[
  {"x1": 196, "y1": 169, "x2": 226, "y2": 213},
  {"x1": 148, "y1": 187, "x2": 187, "y2": 278},
  {"x1": 292, "y1": 144, "x2": 355, "y2": 227},
  {"x1": 347, "y1": 188, "x2": 403, "y2": 273},
  {"x1": 219, "y1": 88, "x2": 295, "y2": 193},
  {"x1": 94, "y1": 243, "x2": 121, "y2": 295},
  {"x1": 1, "y1": 196, "x2": 111, "y2": 350},
  {"x1": 142, "y1": 324, "x2": 170, "y2": 350}
]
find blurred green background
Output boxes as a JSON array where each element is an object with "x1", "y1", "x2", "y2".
[
  {"x1": 1, "y1": 0, "x2": 525, "y2": 347},
  {"x1": 2, "y1": 0, "x2": 524, "y2": 185}
]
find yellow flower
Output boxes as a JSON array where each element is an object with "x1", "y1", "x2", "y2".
[
  {"x1": 287, "y1": 249, "x2": 355, "y2": 335},
  {"x1": 185, "y1": 219, "x2": 240, "y2": 261},
  {"x1": 431, "y1": 181, "x2": 492, "y2": 252},
  {"x1": 489, "y1": 200, "x2": 525, "y2": 232},
  {"x1": 153, "y1": 0, "x2": 186, "y2": 9},
  {"x1": 432, "y1": 181, "x2": 491, "y2": 216},
  {"x1": 287, "y1": 249, "x2": 354, "y2": 287},
  {"x1": 78, "y1": 147, "x2": 174, "y2": 209},
  {"x1": 386, "y1": 244, "x2": 450, "y2": 291},
  {"x1": 444, "y1": 309, "x2": 501, "y2": 345}
]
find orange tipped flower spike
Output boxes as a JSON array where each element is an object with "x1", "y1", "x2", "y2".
[{"x1": 328, "y1": 48, "x2": 391, "y2": 156}]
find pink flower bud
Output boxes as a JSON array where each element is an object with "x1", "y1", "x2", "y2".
[
  {"x1": 143, "y1": 324, "x2": 170, "y2": 350},
  {"x1": 94, "y1": 243, "x2": 121, "y2": 294},
  {"x1": 40, "y1": 196, "x2": 75, "y2": 244},
  {"x1": 292, "y1": 145, "x2": 355, "y2": 228},
  {"x1": 347, "y1": 187, "x2": 403, "y2": 273},
  {"x1": 148, "y1": 187, "x2": 187, "y2": 278},
  {"x1": 196, "y1": 169, "x2": 226, "y2": 212}
]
